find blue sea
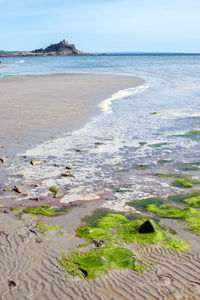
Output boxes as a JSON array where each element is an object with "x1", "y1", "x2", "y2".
[{"x1": 1, "y1": 54, "x2": 200, "y2": 208}]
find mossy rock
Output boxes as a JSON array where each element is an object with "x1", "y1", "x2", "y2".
[
  {"x1": 152, "y1": 173, "x2": 186, "y2": 179},
  {"x1": 49, "y1": 186, "x2": 63, "y2": 198}
]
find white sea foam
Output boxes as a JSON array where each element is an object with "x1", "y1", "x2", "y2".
[
  {"x1": 15, "y1": 60, "x2": 25, "y2": 64},
  {"x1": 98, "y1": 81, "x2": 150, "y2": 113}
]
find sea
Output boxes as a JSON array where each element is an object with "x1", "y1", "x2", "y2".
[{"x1": 0, "y1": 54, "x2": 200, "y2": 209}]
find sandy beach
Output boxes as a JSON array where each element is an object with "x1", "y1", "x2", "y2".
[
  {"x1": 0, "y1": 74, "x2": 143, "y2": 156},
  {"x1": 1, "y1": 73, "x2": 200, "y2": 300}
]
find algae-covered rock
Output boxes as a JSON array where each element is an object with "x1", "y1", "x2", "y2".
[
  {"x1": 23, "y1": 205, "x2": 59, "y2": 216},
  {"x1": 139, "y1": 220, "x2": 155, "y2": 234},
  {"x1": 49, "y1": 186, "x2": 63, "y2": 198}
]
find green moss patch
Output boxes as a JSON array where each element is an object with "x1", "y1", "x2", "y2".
[
  {"x1": 146, "y1": 204, "x2": 200, "y2": 235},
  {"x1": 59, "y1": 245, "x2": 142, "y2": 279},
  {"x1": 60, "y1": 213, "x2": 189, "y2": 279},
  {"x1": 126, "y1": 197, "x2": 164, "y2": 211},
  {"x1": 77, "y1": 214, "x2": 188, "y2": 251},
  {"x1": 34, "y1": 223, "x2": 62, "y2": 232},
  {"x1": 10, "y1": 207, "x2": 21, "y2": 212},
  {"x1": 23, "y1": 205, "x2": 60, "y2": 217},
  {"x1": 183, "y1": 196, "x2": 200, "y2": 208},
  {"x1": 170, "y1": 178, "x2": 200, "y2": 188},
  {"x1": 152, "y1": 173, "x2": 186, "y2": 179}
]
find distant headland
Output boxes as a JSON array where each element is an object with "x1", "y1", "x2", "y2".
[{"x1": 0, "y1": 40, "x2": 108, "y2": 57}]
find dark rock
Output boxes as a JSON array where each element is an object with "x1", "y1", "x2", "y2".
[
  {"x1": 8, "y1": 280, "x2": 16, "y2": 288},
  {"x1": 93, "y1": 240, "x2": 105, "y2": 248},
  {"x1": 139, "y1": 220, "x2": 155, "y2": 234}
]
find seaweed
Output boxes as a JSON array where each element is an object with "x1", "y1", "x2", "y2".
[
  {"x1": 34, "y1": 223, "x2": 62, "y2": 232},
  {"x1": 152, "y1": 173, "x2": 186, "y2": 179},
  {"x1": 10, "y1": 207, "x2": 21, "y2": 212},
  {"x1": 183, "y1": 196, "x2": 200, "y2": 208},
  {"x1": 139, "y1": 142, "x2": 147, "y2": 146},
  {"x1": 60, "y1": 213, "x2": 189, "y2": 279},
  {"x1": 146, "y1": 204, "x2": 200, "y2": 235},
  {"x1": 23, "y1": 205, "x2": 60, "y2": 217},
  {"x1": 59, "y1": 245, "x2": 142, "y2": 279},
  {"x1": 178, "y1": 163, "x2": 200, "y2": 171},
  {"x1": 170, "y1": 178, "x2": 200, "y2": 188},
  {"x1": 126, "y1": 197, "x2": 163, "y2": 211},
  {"x1": 149, "y1": 142, "x2": 168, "y2": 148}
]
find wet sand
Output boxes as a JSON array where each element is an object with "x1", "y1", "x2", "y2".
[{"x1": 0, "y1": 73, "x2": 143, "y2": 156}]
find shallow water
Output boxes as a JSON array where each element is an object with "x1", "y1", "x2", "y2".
[{"x1": 1, "y1": 54, "x2": 200, "y2": 208}]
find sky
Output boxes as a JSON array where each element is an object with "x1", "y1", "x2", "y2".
[{"x1": 0, "y1": 0, "x2": 200, "y2": 52}]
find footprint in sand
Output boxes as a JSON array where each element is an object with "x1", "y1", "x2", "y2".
[{"x1": 152, "y1": 274, "x2": 173, "y2": 286}]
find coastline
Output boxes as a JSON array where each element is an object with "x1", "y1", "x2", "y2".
[
  {"x1": 0, "y1": 71, "x2": 200, "y2": 300},
  {"x1": 0, "y1": 73, "x2": 144, "y2": 156}
]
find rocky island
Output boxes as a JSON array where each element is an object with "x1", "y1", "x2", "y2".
[{"x1": 0, "y1": 39, "x2": 104, "y2": 57}]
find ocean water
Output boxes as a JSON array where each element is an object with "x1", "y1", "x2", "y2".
[{"x1": 1, "y1": 54, "x2": 200, "y2": 208}]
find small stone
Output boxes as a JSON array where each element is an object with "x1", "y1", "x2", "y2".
[
  {"x1": 30, "y1": 159, "x2": 44, "y2": 166},
  {"x1": 36, "y1": 238, "x2": 43, "y2": 243},
  {"x1": 8, "y1": 280, "x2": 16, "y2": 288},
  {"x1": 61, "y1": 172, "x2": 75, "y2": 178},
  {"x1": 139, "y1": 220, "x2": 155, "y2": 234},
  {"x1": 0, "y1": 157, "x2": 8, "y2": 164},
  {"x1": 66, "y1": 166, "x2": 72, "y2": 170},
  {"x1": 93, "y1": 240, "x2": 105, "y2": 247},
  {"x1": 49, "y1": 186, "x2": 64, "y2": 198},
  {"x1": 13, "y1": 185, "x2": 28, "y2": 196}
]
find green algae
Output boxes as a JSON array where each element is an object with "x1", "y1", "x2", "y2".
[
  {"x1": 139, "y1": 142, "x2": 147, "y2": 146},
  {"x1": 10, "y1": 207, "x2": 21, "y2": 212},
  {"x1": 149, "y1": 142, "x2": 168, "y2": 148},
  {"x1": 170, "y1": 178, "x2": 200, "y2": 188},
  {"x1": 126, "y1": 197, "x2": 163, "y2": 211},
  {"x1": 23, "y1": 205, "x2": 60, "y2": 217},
  {"x1": 152, "y1": 173, "x2": 186, "y2": 179},
  {"x1": 115, "y1": 188, "x2": 133, "y2": 193},
  {"x1": 183, "y1": 196, "x2": 200, "y2": 207},
  {"x1": 176, "y1": 130, "x2": 200, "y2": 140},
  {"x1": 77, "y1": 214, "x2": 188, "y2": 251},
  {"x1": 168, "y1": 228, "x2": 177, "y2": 235},
  {"x1": 146, "y1": 204, "x2": 200, "y2": 235},
  {"x1": 156, "y1": 159, "x2": 172, "y2": 164},
  {"x1": 49, "y1": 186, "x2": 63, "y2": 198},
  {"x1": 60, "y1": 213, "x2": 189, "y2": 279},
  {"x1": 34, "y1": 223, "x2": 62, "y2": 231},
  {"x1": 178, "y1": 163, "x2": 200, "y2": 171},
  {"x1": 59, "y1": 245, "x2": 143, "y2": 279}
]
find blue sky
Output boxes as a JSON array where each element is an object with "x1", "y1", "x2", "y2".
[{"x1": 0, "y1": 0, "x2": 199, "y2": 52}]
